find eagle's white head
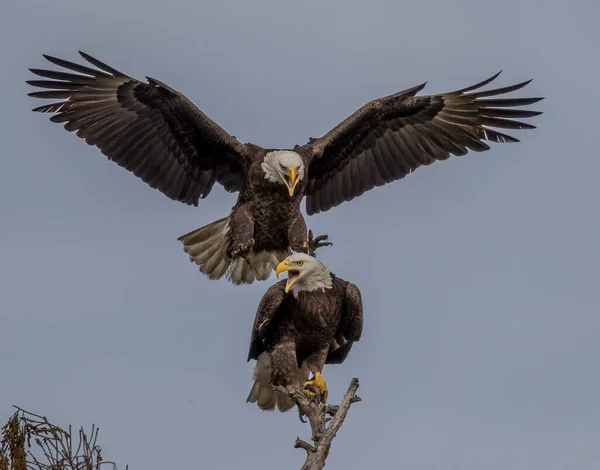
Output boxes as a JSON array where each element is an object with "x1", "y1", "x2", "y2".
[
  {"x1": 261, "y1": 150, "x2": 305, "y2": 197},
  {"x1": 275, "y1": 253, "x2": 333, "y2": 297}
]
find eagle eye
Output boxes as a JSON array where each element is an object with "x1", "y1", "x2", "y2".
[{"x1": 296, "y1": 260, "x2": 304, "y2": 266}]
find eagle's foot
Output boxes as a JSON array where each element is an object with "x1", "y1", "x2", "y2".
[
  {"x1": 228, "y1": 239, "x2": 254, "y2": 258},
  {"x1": 303, "y1": 372, "x2": 328, "y2": 403},
  {"x1": 302, "y1": 230, "x2": 332, "y2": 257}
]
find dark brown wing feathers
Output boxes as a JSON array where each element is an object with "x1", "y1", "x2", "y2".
[
  {"x1": 326, "y1": 282, "x2": 363, "y2": 364},
  {"x1": 305, "y1": 71, "x2": 543, "y2": 214},
  {"x1": 28, "y1": 52, "x2": 250, "y2": 205},
  {"x1": 247, "y1": 281, "x2": 287, "y2": 361}
]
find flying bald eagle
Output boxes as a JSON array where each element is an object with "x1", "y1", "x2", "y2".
[
  {"x1": 27, "y1": 52, "x2": 543, "y2": 285},
  {"x1": 246, "y1": 253, "x2": 363, "y2": 411}
]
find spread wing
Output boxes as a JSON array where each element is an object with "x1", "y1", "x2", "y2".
[
  {"x1": 304, "y1": 71, "x2": 544, "y2": 215},
  {"x1": 247, "y1": 281, "x2": 287, "y2": 361},
  {"x1": 27, "y1": 52, "x2": 252, "y2": 205},
  {"x1": 326, "y1": 282, "x2": 363, "y2": 365}
]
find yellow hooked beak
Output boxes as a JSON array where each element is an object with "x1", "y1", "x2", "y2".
[
  {"x1": 276, "y1": 260, "x2": 300, "y2": 293},
  {"x1": 283, "y1": 167, "x2": 298, "y2": 197}
]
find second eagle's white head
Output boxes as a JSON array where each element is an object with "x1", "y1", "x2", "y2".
[
  {"x1": 275, "y1": 253, "x2": 333, "y2": 297},
  {"x1": 262, "y1": 150, "x2": 305, "y2": 197}
]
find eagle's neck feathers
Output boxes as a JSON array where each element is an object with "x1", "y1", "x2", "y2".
[{"x1": 291, "y1": 271, "x2": 334, "y2": 298}]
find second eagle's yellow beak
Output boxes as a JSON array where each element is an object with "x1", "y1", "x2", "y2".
[
  {"x1": 275, "y1": 260, "x2": 289, "y2": 278},
  {"x1": 276, "y1": 260, "x2": 300, "y2": 293},
  {"x1": 283, "y1": 167, "x2": 298, "y2": 197}
]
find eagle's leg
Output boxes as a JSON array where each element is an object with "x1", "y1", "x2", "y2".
[
  {"x1": 302, "y1": 230, "x2": 333, "y2": 257},
  {"x1": 229, "y1": 239, "x2": 254, "y2": 258},
  {"x1": 288, "y1": 214, "x2": 310, "y2": 253},
  {"x1": 270, "y1": 337, "x2": 300, "y2": 388},
  {"x1": 227, "y1": 204, "x2": 255, "y2": 258},
  {"x1": 302, "y1": 349, "x2": 329, "y2": 403},
  {"x1": 288, "y1": 215, "x2": 332, "y2": 257},
  {"x1": 303, "y1": 372, "x2": 328, "y2": 403}
]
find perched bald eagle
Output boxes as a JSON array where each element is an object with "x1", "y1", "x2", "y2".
[
  {"x1": 246, "y1": 253, "x2": 363, "y2": 411},
  {"x1": 28, "y1": 52, "x2": 543, "y2": 285}
]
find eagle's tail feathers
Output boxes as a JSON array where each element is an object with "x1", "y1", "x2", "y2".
[
  {"x1": 247, "y1": 353, "x2": 310, "y2": 412},
  {"x1": 228, "y1": 250, "x2": 289, "y2": 285},
  {"x1": 178, "y1": 215, "x2": 232, "y2": 280},
  {"x1": 179, "y1": 216, "x2": 289, "y2": 285}
]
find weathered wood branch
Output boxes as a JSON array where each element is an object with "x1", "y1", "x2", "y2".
[
  {"x1": 276, "y1": 377, "x2": 361, "y2": 470},
  {"x1": 5, "y1": 380, "x2": 360, "y2": 470},
  {"x1": 0, "y1": 406, "x2": 126, "y2": 470}
]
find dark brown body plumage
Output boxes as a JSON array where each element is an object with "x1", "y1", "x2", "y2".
[
  {"x1": 241, "y1": 149, "x2": 310, "y2": 253},
  {"x1": 248, "y1": 275, "x2": 363, "y2": 394}
]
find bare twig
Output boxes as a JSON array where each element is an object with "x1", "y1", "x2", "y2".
[
  {"x1": 276, "y1": 377, "x2": 361, "y2": 470},
  {"x1": 0, "y1": 407, "x2": 126, "y2": 470}
]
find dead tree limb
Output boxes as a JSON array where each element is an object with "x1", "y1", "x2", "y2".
[
  {"x1": 4, "y1": 380, "x2": 360, "y2": 470},
  {"x1": 0, "y1": 406, "x2": 126, "y2": 470},
  {"x1": 276, "y1": 377, "x2": 361, "y2": 470}
]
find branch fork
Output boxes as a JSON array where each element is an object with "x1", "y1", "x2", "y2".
[{"x1": 276, "y1": 378, "x2": 361, "y2": 470}]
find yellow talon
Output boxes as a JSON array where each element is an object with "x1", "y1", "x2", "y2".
[
  {"x1": 302, "y1": 241, "x2": 310, "y2": 249},
  {"x1": 303, "y1": 372, "x2": 328, "y2": 402}
]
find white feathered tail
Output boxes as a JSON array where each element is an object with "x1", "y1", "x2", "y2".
[
  {"x1": 246, "y1": 352, "x2": 310, "y2": 412},
  {"x1": 177, "y1": 214, "x2": 288, "y2": 285}
]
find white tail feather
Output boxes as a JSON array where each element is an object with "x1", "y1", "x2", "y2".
[
  {"x1": 178, "y1": 215, "x2": 289, "y2": 285},
  {"x1": 246, "y1": 352, "x2": 310, "y2": 412},
  {"x1": 178, "y1": 216, "x2": 231, "y2": 280},
  {"x1": 226, "y1": 251, "x2": 289, "y2": 285}
]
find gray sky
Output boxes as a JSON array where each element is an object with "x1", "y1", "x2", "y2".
[{"x1": 1, "y1": 0, "x2": 599, "y2": 469}]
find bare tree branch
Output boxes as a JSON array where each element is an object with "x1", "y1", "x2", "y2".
[
  {"x1": 3, "y1": 380, "x2": 360, "y2": 470},
  {"x1": 276, "y1": 377, "x2": 361, "y2": 470},
  {"x1": 0, "y1": 407, "x2": 126, "y2": 470}
]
